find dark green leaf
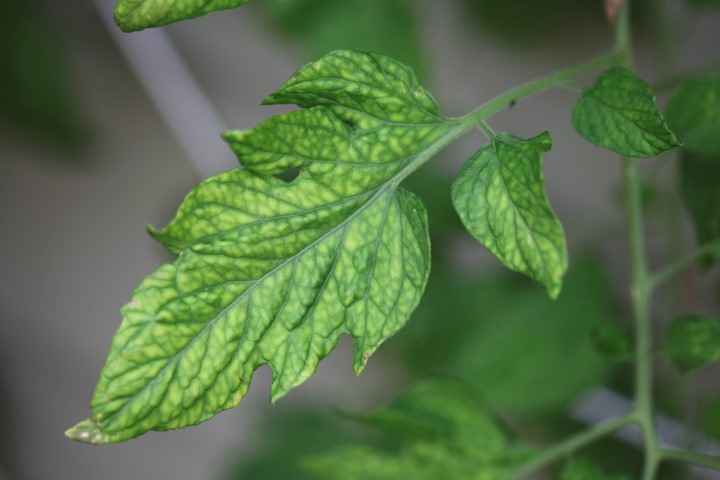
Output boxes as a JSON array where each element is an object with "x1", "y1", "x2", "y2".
[
  {"x1": 666, "y1": 76, "x2": 720, "y2": 157},
  {"x1": 684, "y1": 0, "x2": 720, "y2": 6},
  {"x1": 224, "y1": 410, "x2": 350, "y2": 480},
  {"x1": 451, "y1": 131, "x2": 567, "y2": 298},
  {"x1": 394, "y1": 256, "x2": 614, "y2": 417},
  {"x1": 561, "y1": 457, "x2": 631, "y2": 480},
  {"x1": 67, "y1": 50, "x2": 465, "y2": 444},
  {"x1": 665, "y1": 315, "x2": 720, "y2": 373},
  {"x1": 304, "y1": 379, "x2": 527, "y2": 480},
  {"x1": 0, "y1": 1, "x2": 85, "y2": 148},
  {"x1": 591, "y1": 325, "x2": 631, "y2": 361},
  {"x1": 679, "y1": 152, "x2": 720, "y2": 265},
  {"x1": 702, "y1": 397, "x2": 720, "y2": 442},
  {"x1": 459, "y1": 0, "x2": 601, "y2": 45},
  {"x1": 114, "y1": 0, "x2": 251, "y2": 32},
  {"x1": 448, "y1": 258, "x2": 613, "y2": 415},
  {"x1": 260, "y1": 0, "x2": 425, "y2": 77},
  {"x1": 573, "y1": 68, "x2": 679, "y2": 157}
]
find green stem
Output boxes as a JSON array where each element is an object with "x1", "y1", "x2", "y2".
[
  {"x1": 625, "y1": 156, "x2": 662, "y2": 480},
  {"x1": 504, "y1": 413, "x2": 636, "y2": 479},
  {"x1": 661, "y1": 449, "x2": 720, "y2": 470},
  {"x1": 476, "y1": 120, "x2": 496, "y2": 140},
  {"x1": 650, "y1": 242, "x2": 720, "y2": 288},
  {"x1": 460, "y1": 50, "x2": 623, "y2": 123},
  {"x1": 615, "y1": 4, "x2": 664, "y2": 479}
]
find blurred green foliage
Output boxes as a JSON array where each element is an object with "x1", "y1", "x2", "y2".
[
  {"x1": 394, "y1": 255, "x2": 615, "y2": 417},
  {"x1": 560, "y1": 457, "x2": 631, "y2": 480},
  {"x1": 664, "y1": 315, "x2": 720, "y2": 373},
  {"x1": 702, "y1": 397, "x2": 720, "y2": 442},
  {"x1": 224, "y1": 411, "x2": 353, "y2": 480},
  {"x1": 1, "y1": 0, "x2": 85, "y2": 149},
  {"x1": 302, "y1": 379, "x2": 529, "y2": 480},
  {"x1": 458, "y1": 0, "x2": 602, "y2": 44},
  {"x1": 258, "y1": 0, "x2": 425, "y2": 77},
  {"x1": 679, "y1": 153, "x2": 720, "y2": 266},
  {"x1": 591, "y1": 325, "x2": 632, "y2": 362},
  {"x1": 666, "y1": 76, "x2": 720, "y2": 158}
]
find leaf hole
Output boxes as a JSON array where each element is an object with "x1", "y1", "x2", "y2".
[{"x1": 274, "y1": 168, "x2": 301, "y2": 183}]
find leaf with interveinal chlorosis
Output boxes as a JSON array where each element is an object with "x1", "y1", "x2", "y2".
[
  {"x1": 66, "y1": 50, "x2": 469, "y2": 444},
  {"x1": 451, "y1": 131, "x2": 567, "y2": 298},
  {"x1": 561, "y1": 457, "x2": 631, "y2": 480},
  {"x1": 666, "y1": 76, "x2": 720, "y2": 157},
  {"x1": 665, "y1": 314, "x2": 720, "y2": 373},
  {"x1": 114, "y1": 0, "x2": 251, "y2": 32},
  {"x1": 702, "y1": 397, "x2": 720, "y2": 442},
  {"x1": 573, "y1": 67, "x2": 679, "y2": 157},
  {"x1": 679, "y1": 153, "x2": 720, "y2": 266},
  {"x1": 303, "y1": 379, "x2": 529, "y2": 480}
]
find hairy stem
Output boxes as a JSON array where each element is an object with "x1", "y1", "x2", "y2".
[{"x1": 504, "y1": 413, "x2": 636, "y2": 479}]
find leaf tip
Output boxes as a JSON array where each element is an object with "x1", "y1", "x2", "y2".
[
  {"x1": 65, "y1": 418, "x2": 106, "y2": 445},
  {"x1": 533, "y1": 131, "x2": 553, "y2": 152},
  {"x1": 353, "y1": 351, "x2": 372, "y2": 376},
  {"x1": 260, "y1": 93, "x2": 279, "y2": 106}
]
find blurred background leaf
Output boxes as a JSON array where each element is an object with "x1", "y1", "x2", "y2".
[
  {"x1": 391, "y1": 255, "x2": 617, "y2": 417},
  {"x1": 702, "y1": 397, "x2": 720, "y2": 442},
  {"x1": 223, "y1": 410, "x2": 353, "y2": 480},
  {"x1": 457, "y1": 0, "x2": 603, "y2": 45},
  {"x1": 302, "y1": 378, "x2": 528, "y2": 480},
  {"x1": 664, "y1": 314, "x2": 720, "y2": 373},
  {"x1": 666, "y1": 76, "x2": 720, "y2": 157},
  {"x1": 685, "y1": 0, "x2": 720, "y2": 7},
  {"x1": 591, "y1": 325, "x2": 632, "y2": 362},
  {"x1": 560, "y1": 457, "x2": 631, "y2": 480},
  {"x1": 0, "y1": 0, "x2": 86, "y2": 151},
  {"x1": 257, "y1": 0, "x2": 425, "y2": 77},
  {"x1": 679, "y1": 152, "x2": 720, "y2": 266}
]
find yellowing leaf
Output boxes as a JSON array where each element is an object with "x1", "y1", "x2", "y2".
[
  {"x1": 114, "y1": 0, "x2": 251, "y2": 32},
  {"x1": 66, "y1": 50, "x2": 469, "y2": 444}
]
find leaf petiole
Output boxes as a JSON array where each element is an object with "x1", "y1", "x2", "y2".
[
  {"x1": 503, "y1": 412, "x2": 637, "y2": 479},
  {"x1": 650, "y1": 242, "x2": 720, "y2": 288},
  {"x1": 459, "y1": 50, "x2": 624, "y2": 124},
  {"x1": 660, "y1": 449, "x2": 720, "y2": 470}
]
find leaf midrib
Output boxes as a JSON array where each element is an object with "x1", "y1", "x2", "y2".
[{"x1": 97, "y1": 121, "x2": 469, "y2": 433}]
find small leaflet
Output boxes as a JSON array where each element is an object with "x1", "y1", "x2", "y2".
[{"x1": 573, "y1": 67, "x2": 679, "y2": 158}]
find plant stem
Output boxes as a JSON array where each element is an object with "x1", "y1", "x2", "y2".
[
  {"x1": 661, "y1": 449, "x2": 720, "y2": 470},
  {"x1": 461, "y1": 50, "x2": 623, "y2": 123},
  {"x1": 625, "y1": 156, "x2": 662, "y2": 480},
  {"x1": 615, "y1": 4, "x2": 664, "y2": 479},
  {"x1": 504, "y1": 413, "x2": 636, "y2": 479},
  {"x1": 651, "y1": 242, "x2": 720, "y2": 288}
]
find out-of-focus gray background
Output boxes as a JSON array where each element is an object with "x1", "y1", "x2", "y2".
[{"x1": 2, "y1": 0, "x2": 720, "y2": 479}]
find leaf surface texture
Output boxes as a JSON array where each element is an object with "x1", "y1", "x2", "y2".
[
  {"x1": 573, "y1": 67, "x2": 679, "y2": 157},
  {"x1": 451, "y1": 131, "x2": 567, "y2": 298},
  {"x1": 67, "y1": 50, "x2": 465, "y2": 444},
  {"x1": 114, "y1": 0, "x2": 251, "y2": 31}
]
